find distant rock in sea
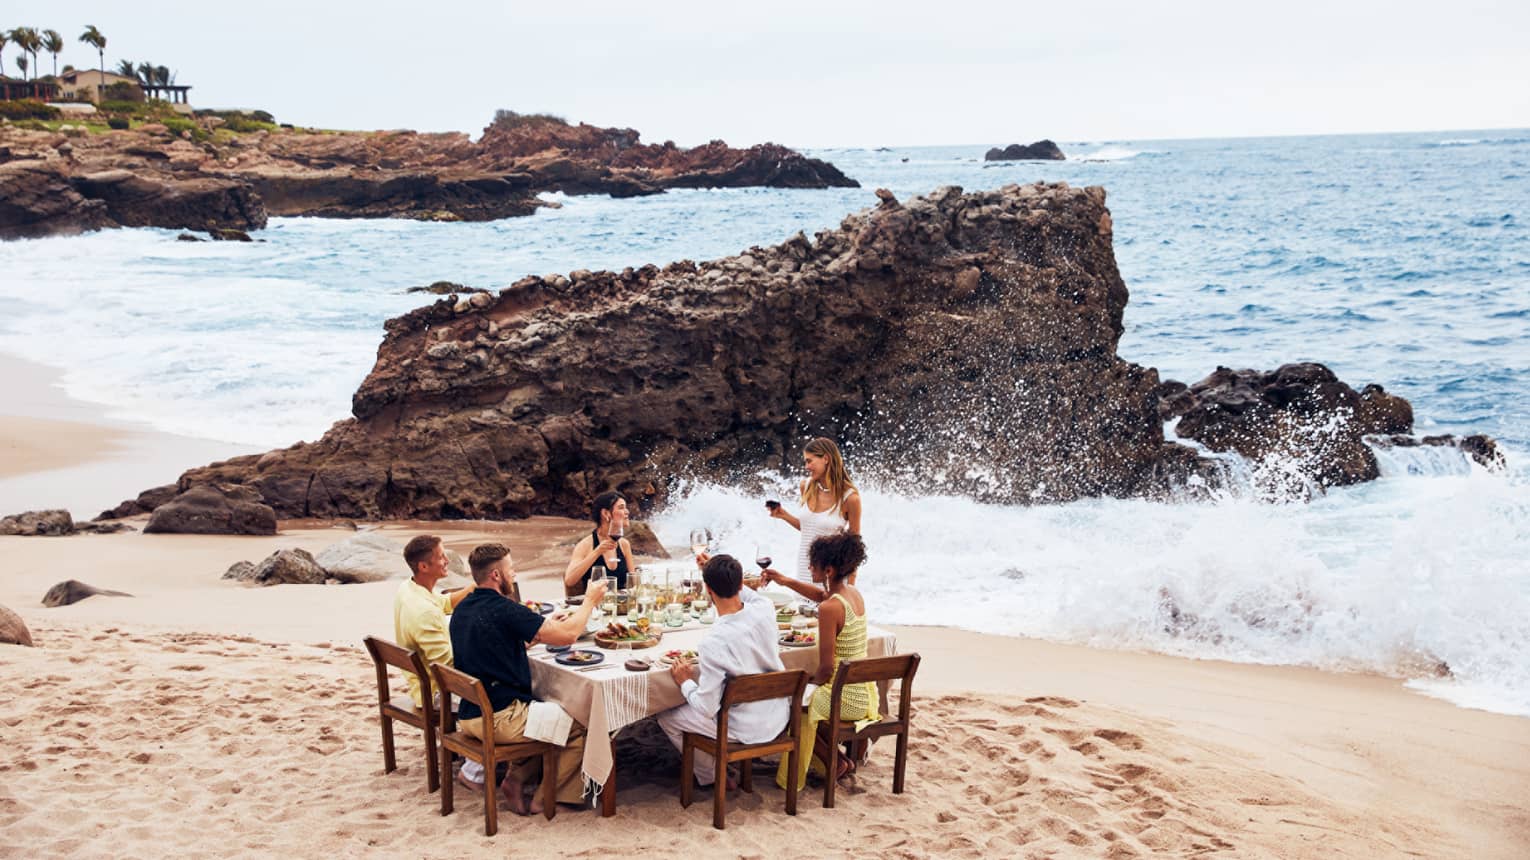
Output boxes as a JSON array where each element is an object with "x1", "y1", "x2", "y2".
[
  {"x1": 985, "y1": 140, "x2": 1066, "y2": 161},
  {"x1": 105, "y1": 181, "x2": 1487, "y2": 521}
]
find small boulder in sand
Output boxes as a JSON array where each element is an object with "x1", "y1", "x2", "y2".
[
  {"x1": 145, "y1": 485, "x2": 277, "y2": 536},
  {"x1": 312, "y1": 532, "x2": 410, "y2": 583},
  {"x1": 226, "y1": 548, "x2": 327, "y2": 586},
  {"x1": 0, "y1": 604, "x2": 33, "y2": 646},
  {"x1": 42, "y1": 580, "x2": 134, "y2": 607},
  {"x1": 0, "y1": 509, "x2": 75, "y2": 536}
]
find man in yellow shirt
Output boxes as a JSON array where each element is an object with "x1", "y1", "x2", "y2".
[{"x1": 392, "y1": 534, "x2": 479, "y2": 786}]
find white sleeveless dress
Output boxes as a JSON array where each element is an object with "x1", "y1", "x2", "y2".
[{"x1": 794, "y1": 488, "x2": 853, "y2": 583}]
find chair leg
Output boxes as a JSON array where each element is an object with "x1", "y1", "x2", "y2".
[
  {"x1": 785, "y1": 747, "x2": 799, "y2": 816},
  {"x1": 601, "y1": 764, "x2": 616, "y2": 817},
  {"x1": 713, "y1": 743, "x2": 728, "y2": 830},
  {"x1": 484, "y1": 754, "x2": 498, "y2": 837},
  {"x1": 824, "y1": 733, "x2": 839, "y2": 809},
  {"x1": 893, "y1": 729, "x2": 909, "y2": 794},
  {"x1": 380, "y1": 713, "x2": 396, "y2": 774},
  {"x1": 740, "y1": 754, "x2": 753, "y2": 793},
  {"x1": 424, "y1": 725, "x2": 440, "y2": 793},
  {"x1": 542, "y1": 750, "x2": 557, "y2": 821},
  {"x1": 680, "y1": 736, "x2": 694, "y2": 809},
  {"x1": 440, "y1": 750, "x2": 455, "y2": 816}
]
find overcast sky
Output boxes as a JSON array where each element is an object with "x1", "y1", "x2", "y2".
[{"x1": 21, "y1": 1, "x2": 1530, "y2": 147}]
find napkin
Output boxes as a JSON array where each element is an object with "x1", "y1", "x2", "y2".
[{"x1": 525, "y1": 700, "x2": 574, "y2": 746}]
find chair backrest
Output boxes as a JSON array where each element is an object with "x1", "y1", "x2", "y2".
[
  {"x1": 831, "y1": 653, "x2": 920, "y2": 722},
  {"x1": 363, "y1": 635, "x2": 431, "y2": 710},
  {"x1": 716, "y1": 669, "x2": 808, "y2": 739},
  {"x1": 430, "y1": 662, "x2": 495, "y2": 734}
]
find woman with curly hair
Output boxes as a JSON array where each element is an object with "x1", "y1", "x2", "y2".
[{"x1": 763, "y1": 531, "x2": 876, "y2": 788}]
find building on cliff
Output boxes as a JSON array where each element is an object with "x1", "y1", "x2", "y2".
[
  {"x1": 57, "y1": 69, "x2": 140, "y2": 103},
  {"x1": 0, "y1": 76, "x2": 60, "y2": 101}
]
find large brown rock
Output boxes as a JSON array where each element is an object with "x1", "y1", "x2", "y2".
[
  {"x1": 0, "y1": 604, "x2": 32, "y2": 647},
  {"x1": 144, "y1": 485, "x2": 277, "y2": 535},
  {"x1": 144, "y1": 183, "x2": 1181, "y2": 516}
]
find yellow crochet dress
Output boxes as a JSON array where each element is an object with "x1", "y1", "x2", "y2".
[{"x1": 775, "y1": 593, "x2": 878, "y2": 789}]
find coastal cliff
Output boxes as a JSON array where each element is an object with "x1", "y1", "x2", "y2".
[
  {"x1": 0, "y1": 115, "x2": 856, "y2": 239},
  {"x1": 106, "y1": 182, "x2": 1463, "y2": 523}
]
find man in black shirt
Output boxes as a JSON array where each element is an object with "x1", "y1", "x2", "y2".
[{"x1": 451, "y1": 543, "x2": 607, "y2": 814}]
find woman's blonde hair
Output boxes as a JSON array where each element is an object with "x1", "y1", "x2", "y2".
[{"x1": 801, "y1": 437, "x2": 857, "y2": 512}]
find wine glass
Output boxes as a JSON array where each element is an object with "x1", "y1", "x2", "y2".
[
  {"x1": 689, "y1": 528, "x2": 710, "y2": 557},
  {"x1": 589, "y1": 564, "x2": 607, "y2": 617}
]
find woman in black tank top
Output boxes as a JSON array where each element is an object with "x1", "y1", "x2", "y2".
[{"x1": 562, "y1": 491, "x2": 633, "y2": 596}]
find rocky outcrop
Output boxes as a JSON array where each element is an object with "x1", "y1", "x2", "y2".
[
  {"x1": 985, "y1": 140, "x2": 1066, "y2": 161},
  {"x1": 143, "y1": 485, "x2": 277, "y2": 535},
  {"x1": 133, "y1": 183, "x2": 1170, "y2": 516},
  {"x1": 110, "y1": 183, "x2": 1487, "y2": 519},
  {"x1": 0, "y1": 160, "x2": 262, "y2": 239},
  {"x1": 42, "y1": 580, "x2": 133, "y2": 607},
  {"x1": 98, "y1": 484, "x2": 179, "y2": 521},
  {"x1": 0, "y1": 161, "x2": 112, "y2": 239},
  {"x1": 69, "y1": 169, "x2": 267, "y2": 232},
  {"x1": 1158, "y1": 365, "x2": 1417, "y2": 489},
  {"x1": 0, "y1": 605, "x2": 32, "y2": 647},
  {"x1": 1, "y1": 117, "x2": 855, "y2": 238}
]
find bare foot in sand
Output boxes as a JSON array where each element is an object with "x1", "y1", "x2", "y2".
[{"x1": 499, "y1": 779, "x2": 540, "y2": 816}]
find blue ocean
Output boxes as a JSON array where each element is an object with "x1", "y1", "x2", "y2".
[{"x1": 2, "y1": 130, "x2": 1527, "y2": 714}]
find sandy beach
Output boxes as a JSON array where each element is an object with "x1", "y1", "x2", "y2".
[{"x1": 0, "y1": 370, "x2": 1526, "y2": 859}]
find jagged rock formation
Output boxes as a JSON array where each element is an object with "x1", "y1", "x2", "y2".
[
  {"x1": 985, "y1": 140, "x2": 1066, "y2": 161},
  {"x1": 0, "y1": 117, "x2": 856, "y2": 238},
  {"x1": 1157, "y1": 365, "x2": 1415, "y2": 488},
  {"x1": 109, "y1": 183, "x2": 1487, "y2": 520},
  {"x1": 135, "y1": 183, "x2": 1175, "y2": 518}
]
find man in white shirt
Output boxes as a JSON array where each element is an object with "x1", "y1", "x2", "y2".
[{"x1": 657, "y1": 554, "x2": 789, "y2": 787}]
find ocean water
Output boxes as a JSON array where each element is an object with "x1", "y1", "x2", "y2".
[{"x1": 2, "y1": 130, "x2": 1527, "y2": 715}]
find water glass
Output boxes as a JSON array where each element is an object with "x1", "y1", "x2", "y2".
[{"x1": 666, "y1": 603, "x2": 686, "y2": 627}]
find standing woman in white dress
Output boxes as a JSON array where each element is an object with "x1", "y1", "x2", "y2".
[{"x1": 769, "y1": 437, "x2": 862, "y2": 583}]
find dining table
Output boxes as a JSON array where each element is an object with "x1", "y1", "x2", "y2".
[{"x1": 525, "y1": 598, "x2": 899, "y2": 816}]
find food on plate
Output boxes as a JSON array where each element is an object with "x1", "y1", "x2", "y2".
[
  {"x1": 564, "y1": 650, "x2": 599, "y2": 664},
  {"x1": 779, "y1": 631, "x2": 816, "y2": 646},
  {"x1": 624, "y1": 658, "x2": 652, "y2": 672},
  {"x1": 660, "y1": 649, "x2": 699, "y2": 665},
  {"x1": 599, "y1": 622, "x2": 650, "y2": 641}
]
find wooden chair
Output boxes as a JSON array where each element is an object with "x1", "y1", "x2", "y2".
[
  {"x1": 362, "y1": 636, "x2": 439, "y2": 793},
  {"x1": 823, "y1": 653, "x2": 921, "y2": 809},
  {"x1": 431, "y1": 662, "x2": 558, "y2": 835},
  {"x1": 680, "y1": 669, "x2": 809, "y2": 830}
]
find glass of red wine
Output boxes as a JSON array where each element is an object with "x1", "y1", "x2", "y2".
[{"x1": 754, "y1": 544, "x2": 772, "y2": 575}]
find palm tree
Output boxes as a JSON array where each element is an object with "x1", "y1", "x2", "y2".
[
  {"x1": 156, "y1": 66, "x2": 174, "y2": 86},
  {"x1": 42, "y1": 29, "x2": 61, "y2": 78},
  {"x1": 78, "y1": 25, "x2": 106, "y2": 98},
  {"x1": 117, "y1": 59, "x2": 136, "y2": 78},
  {"x1": 136, "y1": 61, "x2": 154, "y2": 87},
  {"x1": 15, "y1": 27, "x2": 41, "y2": 82},
  {"x1": 0, "y1": 32, "x2": 8, "y2": 79},
  {"x1": 15, "y1": 55, "x2": 27, "y2": 79}
]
